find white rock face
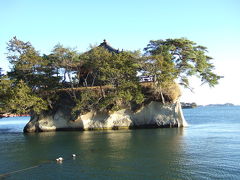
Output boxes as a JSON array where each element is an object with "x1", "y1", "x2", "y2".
[{"x1": 24, "y1": 101, "x2": 187, "y2": 132}]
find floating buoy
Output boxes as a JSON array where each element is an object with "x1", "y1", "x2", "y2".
[
  {"x1": 56, "y1": 157, "x2": 63, "y2": 162},
  {"x1": 72, "y1": 154, "x2": 76, "y2": 157}
]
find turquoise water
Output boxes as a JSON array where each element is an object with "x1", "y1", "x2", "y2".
[{"x1": 0, "y1": 106, "x2": 240, "y2": 180}]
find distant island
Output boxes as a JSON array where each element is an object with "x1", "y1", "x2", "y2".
[{"x1": 181, "y1": 102, "x2": 197, "y2": 109}]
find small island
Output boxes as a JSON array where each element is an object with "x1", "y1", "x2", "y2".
[
  {"x1": 0, "y1": 37, "x2": 221, "y2": 132},
  {"x1": 181, "y1": 102, "x2": 197, "y2": 109}
]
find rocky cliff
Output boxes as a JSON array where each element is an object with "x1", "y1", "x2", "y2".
[{"x1": 24, "y1": 101, "x2": 187, "y2": 132}]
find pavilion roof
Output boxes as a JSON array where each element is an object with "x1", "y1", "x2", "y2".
[{"x1": 99, "y1": 39, "x2": 121, "y2": 53}]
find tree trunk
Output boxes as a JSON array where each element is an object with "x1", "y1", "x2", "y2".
[
  {"x1": 67, "y1": 71, "x2": 77, "y2": 100},
  {"x1": 160, "y1": 91, "x2": 165, "y2": 104},
  {"x1": 100, "y1": 85, "x2": 105, "y2": 98}
]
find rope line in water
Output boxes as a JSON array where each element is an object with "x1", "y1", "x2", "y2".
[
  {"x1": 0, "y1": 154, "x2": 79, "y2": 178},
  {"x1": 0, "y1": 165, "x2": 40, "y2": 178}
]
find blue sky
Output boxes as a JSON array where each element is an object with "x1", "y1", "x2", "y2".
[{"x1": 1, "y1": 0, "x2": 240, "y2": 105}]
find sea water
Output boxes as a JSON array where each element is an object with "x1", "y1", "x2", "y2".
[{"x1": 0, "y1": 106, "x2": 240, "y2": 180}]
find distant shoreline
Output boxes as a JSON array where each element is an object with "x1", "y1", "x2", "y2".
[
  {"x1": 181, "y1": 102, "x2": 236, "y2": 109},
  {"x1": 0, "y1": 113, "x2": 30, "y2": 118},
  {"x1": 205, "y1": 103, "x2": 235, "y2": 107}
]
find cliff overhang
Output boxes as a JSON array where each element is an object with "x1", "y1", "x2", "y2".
[{"x1": 23, "y1": 101, "x2": 187, "y2": 133}]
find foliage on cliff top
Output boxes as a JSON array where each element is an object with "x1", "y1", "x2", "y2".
[
  {"x1": 144, "y1": 38, "x2": 221, "y2": 88},
  {"x1": 0, "y1": 77, "x2": 48, "y2": 114},
  {"x1": 0, "y1": 37, "x2": 221, "y2": 115},
  {"x1": 142, "y1": 82, "x2": 181, "y2": 103}
]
